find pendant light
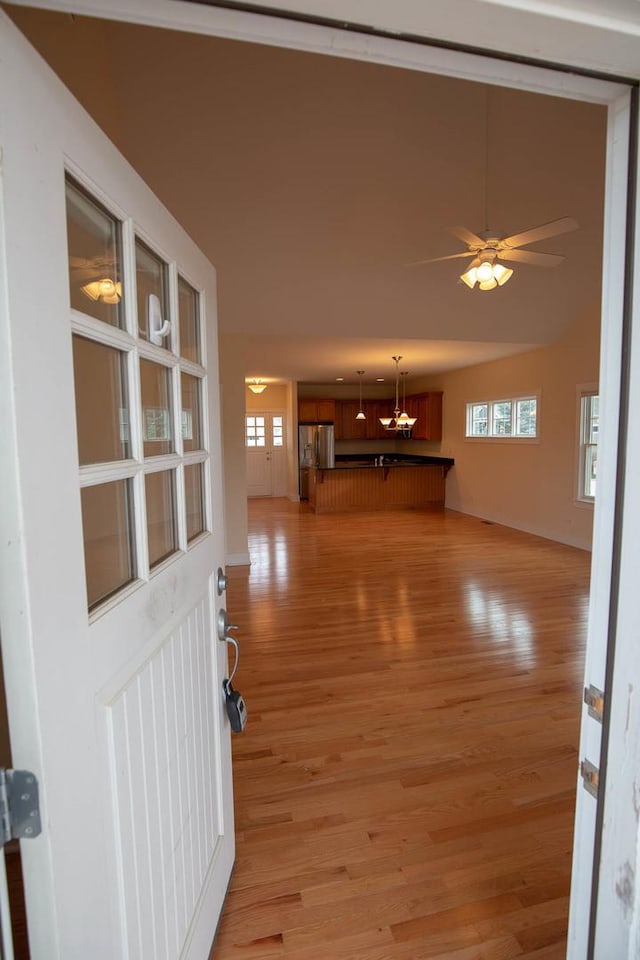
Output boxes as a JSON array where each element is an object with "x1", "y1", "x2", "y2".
[
  {"x1": 378, "y1": 356, "x2": 417, "y2": 434},
  {"x1": 355, "y1": 371, "x2": 366, "y2": 420},
  {"x1": 247, "y1": 379, "x2": 267, "y2": 394}
]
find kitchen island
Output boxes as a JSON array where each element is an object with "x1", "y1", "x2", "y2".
[{"x1": 307, "y1": 454, "x2": 454, "y2": 514}]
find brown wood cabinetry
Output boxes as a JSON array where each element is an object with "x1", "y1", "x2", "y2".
[
  {"x1": 334, "y1": 399, "x2": 393, "y2": 440},
  {"x1": 405, "y1": 392, "x2": 443, "y2": 441},
  {"x1": 365, "y1": 400, "x2": 393, "y2": 439},
  {"x1": 335, "y1": 400, "x2": 367, "y2": 440},
  {"x1": 299, "y1": 393, "x2": 442, "y2": 440},
  {"x1": 298, "y1": 399, "x2": 336, "y2": 422}
]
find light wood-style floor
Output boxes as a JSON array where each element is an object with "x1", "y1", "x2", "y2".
[{"x1": 213, "y1": 499, "x2": 590, "y2": 960}]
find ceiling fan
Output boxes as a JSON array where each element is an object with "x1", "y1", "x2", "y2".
[{"x1": 411, "y1": 216, "x2": 579, "y2": 290}]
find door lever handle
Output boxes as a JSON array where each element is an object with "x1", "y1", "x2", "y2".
[{"x1": 217, "y1": 608, "x2": 239, "y2": 642}]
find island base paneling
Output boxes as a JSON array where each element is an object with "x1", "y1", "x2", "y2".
[{"x1": 309, "y1": 465, "x2": 446, "y2": 513}]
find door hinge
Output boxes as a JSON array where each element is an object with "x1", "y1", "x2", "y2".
[
  {"x1": 584, "y1": 683, "x2": 605, "y2": 723},
  {"x1": 0, "y1": 769, "x2": 42, "y2": 847},
  {"x1": 580, "y1": 759, "x2": 600, "y2": 798}
]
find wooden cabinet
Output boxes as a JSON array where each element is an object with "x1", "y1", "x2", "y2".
[
  {"x1": 299, "y1": 394, "x2": 442, "y2": 440},
  {"x1": 298, "y1": 399, "x2": 336, "y2": 422},
  {"x1": 405, "y1": 392, "x2": 443, "y2": 441},
  {"x1": 365, "y1": 400, "x2": 393, "y2": 440},
  {"x1": 335, "y1": 400, "x2": 366, "y2": 440}
]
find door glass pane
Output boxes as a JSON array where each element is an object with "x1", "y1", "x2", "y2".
[
  {"x1": 141, "y1": 359, "x2": 173, "y2": 457},
  {"x1": 80, "y1": 480, "x2": 135, "y2": 609},
  {"x1": 136, "y1": 238, "x2": 170, "y2": 348},
  {"x1": 65, "y1": 177, "x2": 123, "y2": 328},
  {"x1": 72, "y1": 335, "x2": 130, "y2": 464},
  {"x1": 245, "y1": 415, "x2": 266, "y2": 447},
  {"x1": 272, "y1": 415, "x2": 284, "y2": 447},
  {"x1": 185, "y1": 463, "x2": 205, "y2": 542},
  {"x1": 178, "y1": 276, "x2": 201, "y2": 363},
  {"x1": 181, "y1": 373, "x2": 203, "y2": 452},
  {"x1": 145, "y1": 470, "x2": 178, "y2": 568}
]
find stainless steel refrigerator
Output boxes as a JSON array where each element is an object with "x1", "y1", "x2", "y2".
[{"x1": 299, "y1": 423, "x2": 335, "y2": 499}]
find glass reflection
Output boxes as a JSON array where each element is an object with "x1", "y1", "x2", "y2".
[
  {"x1": 185, "y1": 463, "x2": 205, "y2": 542},
  {"x1": 66, "y1": 177, "x2": 123, "y2": 328},
  {"x1": 247, "y1": 532, "x2": 288, "y2": 587},
  {"x1": 178, "y1": 276, "x2": 200, "y2": 363},
  {"x1": 181, "y1": 373, "x2": 202, "y2": 452},
  {"x1": 464, "y1": 582, "x2": 534, "y2": 665},
  {"x1": 73, "y1": 335, "x2": 130, "y2": 464},
  {"x1": 140, "y1": 359, "x2": 173, "y2": 458},
  {"x1": 145, "y1": 470, "x2": 178, "y2": 568},
  {"x1": 135, "y1": 238, "x2": 170, "y2": 347},
  {"x1": 80, "y1": 480, "x2": 135, "y2": 609}
]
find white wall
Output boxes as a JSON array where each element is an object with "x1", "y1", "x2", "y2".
[{"x1": 219, "y1": 333, "x2": 250, "y2": 565}]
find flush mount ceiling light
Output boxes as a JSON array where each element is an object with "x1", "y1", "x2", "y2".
[
  {"x1": 379, "y1": 356, "x2": 417, "y2": 434},
  {"x1": 81, "y1": 278, "x2": 122, "y2": 304},
  {"x1": 247, "y1": 379, "x2": 267, "y2": 394},
  {"x1": 355, "y1": 371, "x2": 366, "y2": 420}
]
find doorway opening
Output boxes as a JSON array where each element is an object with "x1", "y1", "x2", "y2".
[{"x1": 2, "y1": 4, "x2": 634, "y2": 956}]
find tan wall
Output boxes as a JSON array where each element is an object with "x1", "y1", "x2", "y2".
[
  {"x1": 246, "y1": 384, "x2": 288, "y2": 411},
  {"x1": 398, "y1": 307, "x2": 600, "y2": 549}
]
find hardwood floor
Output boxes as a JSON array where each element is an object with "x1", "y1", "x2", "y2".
[{"x1": 213, "y1": 499, "x2": 590, "y2": 960}]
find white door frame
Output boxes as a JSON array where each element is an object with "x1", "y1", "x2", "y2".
[
  {"x1": 245, "y1": 410, "x2": 287, "y2": 498},
  {"x1": 4, "y1": 2, "x2": 638, "y2": 956}
]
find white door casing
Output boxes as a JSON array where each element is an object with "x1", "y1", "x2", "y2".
[{"x1": 0, "y1": 13, "x2": 235, "y2": 960}]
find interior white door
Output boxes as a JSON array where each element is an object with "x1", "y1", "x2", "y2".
[
  {"x1": 0, "y1": 14, "x2": 235, "y2": 960},
  {"x1": 245, "y1": 411, "x2": 286, "y2": 497}
]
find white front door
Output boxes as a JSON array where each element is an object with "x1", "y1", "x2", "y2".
[
  {"x1": 0, "y1": 14, "x2": 235, "y2": 960},
  {"x1": 245, "y1": 411, "x2": 286, "y2": 497}
]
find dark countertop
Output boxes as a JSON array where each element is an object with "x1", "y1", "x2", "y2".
[{"x1": 329, "y1": 454, "x2": 454, "y2": 470}]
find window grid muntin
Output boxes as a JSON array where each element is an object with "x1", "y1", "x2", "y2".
[
  {"x1": 466, "y1": 396, "x2": 538, "y2": 440},
  {"x1": 67, "y1": 177, "x2": 211, "y2": 614}
]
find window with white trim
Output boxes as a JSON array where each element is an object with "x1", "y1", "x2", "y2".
[
  {"x1": 578, "y1": 391, "x2": 599, "y2": 501},
  {"x1": 466, "y1": 396, "x2": 538, "y2": 439}
]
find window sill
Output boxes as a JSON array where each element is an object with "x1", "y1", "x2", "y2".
[{"x1": 464, "y1": 436, "x2": 539, "y2": 444}]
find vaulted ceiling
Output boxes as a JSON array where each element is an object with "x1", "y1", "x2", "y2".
[{"x1": 6, "y1": 5, "x2": 607, "y2": 383}]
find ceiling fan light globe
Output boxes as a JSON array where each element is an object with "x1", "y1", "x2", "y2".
[
  {"x1": 460, "y1": 267, "x2": 477, "y2": 288},
  {"x1": 476, "y1": 260, "x2": 494, "y2": 283},
  {"x1": 479, "y1": 278, "x2": 498, "y2": 291},
  {"x1": 493, "y1": 264, "x2": 513, "y2": 286}
]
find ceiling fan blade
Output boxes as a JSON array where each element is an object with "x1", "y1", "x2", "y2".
[
  {"x1": 499, "y1": 248, "x2": 565, "y2": 267},
  {"x1": 408, "y1": 251, "x2": 476, "y2": 266},
  {"x1": 449, "y1": 225, "x2": 485, "y2": 248},
  {"x1": 501, "y1": 217, "x2": 579, "y2": 249}
]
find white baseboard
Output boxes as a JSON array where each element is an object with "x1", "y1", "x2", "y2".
[{"x1": 225, "y1": 552, "x2": 251, "y2": 566}]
